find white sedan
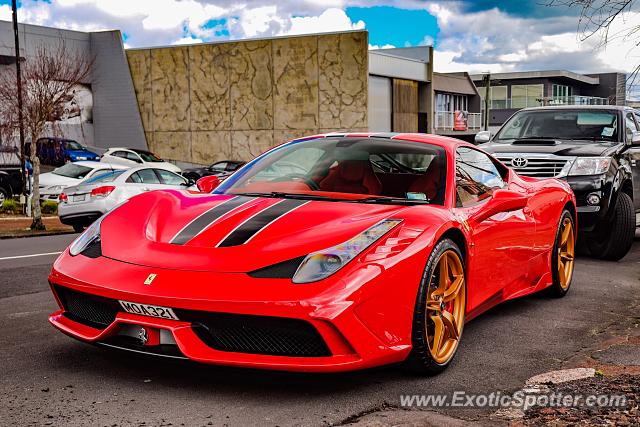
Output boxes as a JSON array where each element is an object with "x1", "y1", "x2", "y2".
[
  {"x1": 39, "y1": 161, "x2": 129, "y2": 201},
  {"x1": 58, "y1": 166, "x2": 192, "y2": 232},
  {"x1": 100, "y1": 147, "x2": 181, "y2": 173}
]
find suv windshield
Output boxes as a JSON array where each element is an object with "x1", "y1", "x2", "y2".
[
  {"x1": 216, "y1": 137, "x2": 448, "y2": 205},
  {"x1": 495, "y1": 110, "x2": 619, "y2": 142},
  {"x1": 52, "y1": 163, "x2": 93, "y2": 179},
  {"x1": 132, "y1": 149, "x2": 163, "y2": 162}
]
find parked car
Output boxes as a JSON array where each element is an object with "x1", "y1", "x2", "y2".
[
  {"x1": 58, "y1": 166, "x2": 193, "y2": 232},
  {"x1": 182, "y1": 160, "x2": 245, "y2": 182},
  {"x1": 39, "y1": 161, "x2": 129, "y2": 201},
  {"x1": 101, "y1": 148, "x2": 181, "y2": 173},
  {"x1": 49, "y1": 132, "x2": 576, "y2": 375},
  {"x1": 477, "y1": 105, "x2": 640, "y2": 260},
  {"x1": 26, "y1": 137, "x2": 99, "y2": 166},
  {"x1": 0, "y1": 169, "x2": 22, "y2": 205}
]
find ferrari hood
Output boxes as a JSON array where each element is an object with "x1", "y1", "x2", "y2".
[{"x1": 99, "y1": 191, "x2": 412, "y2": 272}]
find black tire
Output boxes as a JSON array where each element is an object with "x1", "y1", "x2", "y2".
[
  {"x1": 587, "y1": 192, "x2": 635, "y2": 261},
  {"x1": 403, "y1": 238, "x2": 466, "y2": 376},
  {"x1": 72, "y1": 224, "x2": 84, "y2": 233},
  {"x1": 548, "y1": 210, "x2": 575, "y2": 298}
]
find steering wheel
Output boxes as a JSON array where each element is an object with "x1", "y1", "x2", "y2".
[{"x1": 273, "y1": 174, "x2": 320, "y2": 190}]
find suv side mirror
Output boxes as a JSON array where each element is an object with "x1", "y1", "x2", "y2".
[
  {"x1": 471, "y1": 189, "x2": 528, "y2": 223},
  {"x1": 474, "y1": 130, "x2": 492, "y2": 144},
  {"x1": 632, "y1": 131, "x2": 640, "y2": 146},
  {"x1": 196, "y1": 175, "x2": 220, "y2": 193}
]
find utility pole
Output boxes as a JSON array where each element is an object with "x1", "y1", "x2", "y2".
[
  {"x1": 11, "y1": 0, "x2": 26, "y2": 201},
  {"x1": 483, "y1": 72, "x2": 491, "y2": 131}
]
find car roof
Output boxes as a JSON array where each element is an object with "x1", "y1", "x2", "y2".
[
  {"x1": 72, "y1": 161, "x2": 129, "y2": 169},
  {"x1": 520, "y1": 105, "x2": 629, "y2": 112}
]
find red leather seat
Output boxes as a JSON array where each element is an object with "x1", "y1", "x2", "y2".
[
  {"x1": 408, "y1": 158, "x2": 441, "y2": 200},
  {"x1": 318, "y1": 160, "x2": 382, "y2": 195}
]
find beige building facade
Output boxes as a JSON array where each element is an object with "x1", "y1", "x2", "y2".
[{"x1": 126, "y1": 31, "x2": 369, "y2": 164}]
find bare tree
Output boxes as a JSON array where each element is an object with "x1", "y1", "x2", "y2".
[
  {"x1": 0, "y1": 43, "x2": 92, "y2": 230},
  {"x1": 547, "y1": 1, "x2": 640, "y2": 82}
]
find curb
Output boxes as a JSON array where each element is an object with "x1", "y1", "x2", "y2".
[{"x1": 0, "y1": 229, "x2": 77, "y2": 239}]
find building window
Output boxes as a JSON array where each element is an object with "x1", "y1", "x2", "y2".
[
  {"x1": 436, "y1": 93, "x2": 468, "y2": 112},
  {"x1": 480, "y1": 86, "x2": 508, "y2": 109},
  {"x1": 511, "y1": 84, "x2": 543, "y2": 108},
  {"x1": 552, "y1": 84, "x2": 573, "y2": 104}
]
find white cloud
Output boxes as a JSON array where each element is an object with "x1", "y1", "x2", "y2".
[
  {"x1": 369, "y1": 43, "x2": 396, "y2": 50},
  {"x1": 173, "y1": 36, "x2": 204, "y2": 45},
  {"x1": 0, "y1": 5, "x2": 12, "y2": 21},
  {"x1": 285, "y1": 8, "x2": 364, "y2": 36}
]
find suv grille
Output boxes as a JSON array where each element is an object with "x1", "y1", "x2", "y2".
[{"x1": 496, "y1": 156, "x2": 571, "y2": 178}]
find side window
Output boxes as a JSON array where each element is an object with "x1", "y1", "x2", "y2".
[
  {"x1": 113, "y1": 151, "x2": 128, "y2": 158},
  {"x1": 210, "y1": 162, "x2": 227, "y2": 171},
  {"x1": 126, "y1": 172, "x2": 141, "y2": 183},
  {"x1": 625, "y1": 112, "x2": 638, "y2": 142},
  {"x1": 125, "y1": 152, "x2": 142, "y2": 163},
  {"x1": 156, "y1": 169, "x2": 187, "y2": 185},
  {"x1": 133, "y1": 169, "x2": 160, "y2": 184},
  {"x1": 455, "y1": 147, "x2": 505, "y2": 207}
]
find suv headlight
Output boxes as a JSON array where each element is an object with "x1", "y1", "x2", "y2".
[
  {"x1": 292, "y1": 219, "x2": 402, "y2": 284},
  {"x1": 568, "y1": 157, "x2": 611, "y2": 176}
]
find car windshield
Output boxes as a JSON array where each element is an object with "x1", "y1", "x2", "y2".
[
  {"x1": 65, "y1": 141, "x2": 84, "y2": 150},
  {"x1": 216, "y1": 137, "x2": 448, "y2": 205},
  {"x1": 83, "y1": 170, "x2": 124, "y2": 184},
  {"x1": 495, "y1": 110, "x2": 619, "y2": 142},
  {"x1": 52, "y1": 163, "x2": 93, "y2": 179},
  {"x1": 132, "y1": 150, "x2": 163, "y2": 162}
]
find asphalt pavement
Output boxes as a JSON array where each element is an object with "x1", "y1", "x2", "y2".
[{"x1": 0, "y1": 232, "x2": 639, "y2": 426}]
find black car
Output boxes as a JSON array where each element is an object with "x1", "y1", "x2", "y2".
[
  {"x1": 182, "y1": 160, "x2": 245, "y2": 182},
  {"x1": 478, "y1": 105, "x2": 640, "y2": 261},
  {"x1": 0, "y1": 168, "x2": 24, "y2": 205}
]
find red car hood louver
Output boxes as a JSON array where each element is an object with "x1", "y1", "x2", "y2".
[{"x1": 99, "y1": 190, "x2": 408, "y2": 273}]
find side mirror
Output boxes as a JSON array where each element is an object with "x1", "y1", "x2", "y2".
[
  {"x1": 474, "y1": 130, "x2": 492, "y2": 144},
  {"x1": 471, "y1": 189, "x2": 527, "y2": 223},
  {"x1": 196, "y1": 175, "x2": 220, "y2": 193},
  {"x1": 631, "y1": 131, "x2": 640, "y2": 146}
]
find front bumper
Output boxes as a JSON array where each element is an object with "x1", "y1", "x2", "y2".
[
  {"x1": 48, "y1": 252, "x2": 413, "y2": 372},
  {"x1": 565, "y1": 174, "x2": 611, "y2": 232}
]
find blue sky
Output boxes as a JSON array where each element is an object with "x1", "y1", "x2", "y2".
[{"x1": 0, "y1": 0, "x2": 639, "y2": 77}]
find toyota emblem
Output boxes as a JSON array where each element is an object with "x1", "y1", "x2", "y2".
[{"x1": 511, "y1": 157, "x2": 528, "y2": 168}]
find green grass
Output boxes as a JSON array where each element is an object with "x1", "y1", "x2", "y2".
[
  {"x1": 41, "y1": 200, "x2": 58, "y2": 215},
  {"x1": 0, "y1": 198, "x2": 21, "y2": 215}
]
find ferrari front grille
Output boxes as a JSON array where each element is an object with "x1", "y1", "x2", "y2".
[
  {"x1": 496, "y1": 156, "x2": 571, "y2": 178},
  {"x1": 180, "y1": 311, "x2": 332, "y2": 357},
  {"x1": 54, "y1": 285, "x2": 118, "y2": 329}
]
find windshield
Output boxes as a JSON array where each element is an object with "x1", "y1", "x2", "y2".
[
  {"x1": 495, "y1": 110, "x2": 619, "y2": 142},
  {"x1": 133, "y1": 149, "x2": 163, "y2": 162},
  {"x1": 216, "y1": 137, "x2": 448, "y2": 205},
  {"x1": 83, "y1": 170, "x2": 124, "y2": 184},
  {"x1": 52, "y1": 163, "x2": 93, "y2": 179},
  {"x1": 65, "y1": 141, "x2": 84, "y2": 150}
]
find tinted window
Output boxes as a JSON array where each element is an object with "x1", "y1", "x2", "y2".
[
  {"x1": 85, "y1": 170, "x2": 124, "y2": 184},
  {"x1": 128, "y1": 169, "x2": 160, "y2": 184},
  {"x1": 65, "y1": 141, "x2": 83, "y2": 150},
  {"x1": 456, "y1": 147, "x2": 505, "y2": 207},
  {"x1": 125, "y1": 152, "x2": 142, "y2": 162},
  {"x1": 156, "y1": 169, "x2": 186, "y2": 185},
  {"x1": 132, "y1": 150, "x2": 163, "y2": 162},
  {"x1": 51, "y1": 163, "x2": 93, "y2": 179},
  {"x1": 209, "y1": 162, "x2": 228, "y2": 171},
  {"x1": 625, "y1": 112, "x2": 638, "y2": 142},
  {"x1": 112, "y1": 151, "x2": 128, "y2": 158},
  {"x1": 495, "y1": 110, "x2": 619, "y2": 142}
]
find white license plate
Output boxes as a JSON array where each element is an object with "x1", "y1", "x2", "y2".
[
  {"x1": 119, "y1": 300, "x2": 179, "y2": 320},
  {"x1": 72, "y1": 194, "x2": 86, "y2": 202}
]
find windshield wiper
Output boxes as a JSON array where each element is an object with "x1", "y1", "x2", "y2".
[{"x1": 353, "y1": 196, "x2": 431, "y2": 205}]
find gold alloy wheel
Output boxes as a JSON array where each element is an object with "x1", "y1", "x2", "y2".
[
  {"x1": 558, "y1": 217, "x2": 575, "y2": 290},
  {"x1": 425, "y1": 250, "x2": 466, "y2": 364}
]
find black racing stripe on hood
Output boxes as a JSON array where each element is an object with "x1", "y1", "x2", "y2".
[
  {"x1": 170, "y1": 196, "x2": 254, "y2": 245},
  {"x1": 217, "y1": 199, "x2": 308, "y2": 248}
]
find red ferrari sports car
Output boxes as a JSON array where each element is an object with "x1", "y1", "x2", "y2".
[{"x1": 48, "y1": 133, "x2": 576, "y2": 375}]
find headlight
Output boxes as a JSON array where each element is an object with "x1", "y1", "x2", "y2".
[
  {"x1": 68, "y1": 200, "x2": 127, "y2": 256},
  {"x1": 69, "y1": 215, "x2": 104, "y2": 256},
  {"x1": 568, "y1": 157, "x2": 611, "y2": 176},
  {"x1": 292, "y1": 219, "x2": 402, "y2": 284}
]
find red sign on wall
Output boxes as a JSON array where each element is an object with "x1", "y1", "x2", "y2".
[{"x1": 453, "y1": 110, "x2": 468, "y2": 131}]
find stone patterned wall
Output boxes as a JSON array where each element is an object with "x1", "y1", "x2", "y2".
[{"x1": 126, "y1": 31, "x2": 368, "y2": 164}]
